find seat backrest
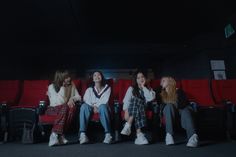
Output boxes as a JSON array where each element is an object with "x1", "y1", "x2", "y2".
[
  {"x1": 117, "y1": 79, "x2": 132, "y2": 104},
  {"x1": 73, "y1": 79, "x2": 82, "y2": 96},
  {"x1": 106, "y1": 79, "x2": 114, "y2": 106},
  {"x1": 150, "y1": 79, "x2": 161, "y2": 90},
  {"x1": 181, "y1": 79, "x2": 215, "y2": 107},
  {"x1": 18, "y1": 80, "x2": 49, "y2": 107},
  {"x1": 176, "y1": 80, "x2": 181, "y2": 89},
  {"x1": 113, "y1": 80, "x2": 119, "y2": 101},
  {"x1": 0, "y1": 80, "x2": 21, "y2": 105},
  {"x1": 150, "y1": 79, "x2": 181, "y2": 90},
  {"x1": 212, "y1": 79, "x2": 236, "y2": 104}
]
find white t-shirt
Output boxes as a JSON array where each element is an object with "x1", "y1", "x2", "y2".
[
  {"x1": 83, "y1": 84, "x2": 111, "y2": 108},
  {"x1": 47, "y1": 82, "x2": 81, "y2": 107},
  {"x1": 123, "y1": 86, "x2": 156, "y2": 110}
]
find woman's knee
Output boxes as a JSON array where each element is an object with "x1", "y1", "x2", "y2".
[
  {"x1": 180, "y1": 108, "x2": 194, "y2": 121},
  {"x1": 163, "y1": 104, "x2": 175, "y2": 113},
  {"x1": 181, "y1": 107, "x2": 191, "y2": 116},
  {"x1": 68, "y1": 105, "x2": 76, "y2": 113},
  {"x1": 62, "y1": 104, "x2": 69, "y2": 111},
  {"x1": 99, "y1": 104, "x2": 108, "y2": 111},
  {"x1": 80, "y1": 103, "x2": 90, "y2": 112}
]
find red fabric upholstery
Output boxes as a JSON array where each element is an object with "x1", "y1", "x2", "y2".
[
  {"x1": 80, "y1": 80, "x2": 89, "y2": 96},
  {"x1": 91, "y1": 113, "x2": 100, "y2": 122},
  {"x1": 117, "y1": 79, "x2": 132, "y2": 104},
  {"x1": 150, "y1": 79, "x2": 160, "y2": 90},
  {"x1": 212, "y1": 79, "x2": 236, "y2": 104},
  {"x1": 107, "y1": 79, "x2": 114, "y2": 107},
  {"x1": 16, "y1": 80, "x2": 49, "y2": 108},
  {"x1": 150, "y1": 79, "x2": 181, "y2": 89},
  {"x1": 176, "y1": 80, "x2": 181, "y2": 89},
  {"x1": 0, "y1": 80, "x2": 21, "y2": 106},
  {"x1": 181, "y1": 79, "x2": 217, "y2": 107},
  {"x1": 73, "y1": 79, "x2": 82, "y2": 96},
  {"x1": 113, "y1": 80, "x2": 119, "y2": 101}
]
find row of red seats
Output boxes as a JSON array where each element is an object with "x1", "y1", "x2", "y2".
[
  {"x1": 1, "y1": 79, "x2": 236, "y2": 110},
  {"x1": 0, "y1": 79, "x2": 236, "y2": 142},
  {"x1": 1, "y1": 79, "x2": 236, "y2": 122}
]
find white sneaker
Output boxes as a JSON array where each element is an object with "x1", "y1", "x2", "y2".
[
  {"x1": 59, "y1": 135, "x2": 69, "y2": 144},
  {"x1": 103, "y1": 133, "x2": 112, "y2": 144},
  {"x1": 121, "y1": 122, "x2": 131, "y2": 136},
  {"x1": 79, "y1": 133, "x2": 89, "y2": 144},
  {"x1": 48, "y1": 132, "x2": 59, "y2": 147},
  {"x1": 134, "y1": 132, "x2": 149, "y2": 145},
  {"x1": 165, "y1": 133, "x2": 174, "y2": 145},
  {"x1": 186, "y1": 134, "x2": 199, "y2": 147}
]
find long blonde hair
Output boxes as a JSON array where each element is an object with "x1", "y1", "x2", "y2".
[{"x1": 160, "y1": 77, "x2": 177, "y2": 104}]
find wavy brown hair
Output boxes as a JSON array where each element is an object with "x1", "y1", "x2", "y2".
[
  {"x1": 53, "y1": 70, "x2": 70, "y2": 92},
  {"x1": 160, "y1": 77, "x2": 177, "y2": 104}
]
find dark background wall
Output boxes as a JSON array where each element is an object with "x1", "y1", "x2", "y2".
[
  {"x1": 1, "y1": 0, "x2": 235, "y2": 80},
  {"x1": 0, "y1": 44, "x2": 235, "y2": 80}
]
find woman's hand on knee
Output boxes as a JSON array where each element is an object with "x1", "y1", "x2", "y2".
[
  {"x1": 67, "y1": 98, "x2": 75, "y2": 108},
  {"x1": 93, "y1": 106, "x2": 99, "y2": 113}
]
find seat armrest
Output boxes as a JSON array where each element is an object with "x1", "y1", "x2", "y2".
[
  {"x1": 224, "y1": 100, "x2": 235, "y2": 113},
  {"x1": 0, "y1": 102, "x2": 8, "y2": 114},
  {"x1": 37, "y1": 101, "x2": 47, "y2": 115},
  {"x1": 189, "y1": 101, "x2": 199, "y2": 112},
  {"x1": 113, "y1": 100, "x2": 120, "y2": 114}
]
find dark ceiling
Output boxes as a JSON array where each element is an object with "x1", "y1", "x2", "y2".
[{"x1": 2, "y1": 0, "x2": 236, "y2": 47}]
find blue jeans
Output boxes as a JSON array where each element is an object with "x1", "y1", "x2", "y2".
[{"x1": 79, "y1": 103, "x2": 111, "y2": 133}]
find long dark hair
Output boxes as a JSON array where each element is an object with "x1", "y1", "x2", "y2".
[
  {"x1": 132, "y1": 70, "x2": 148, "y2": 99},
  {"x1": 90, "y1": 71, "x2": 106, "y2": 87},
  {"x1": 53, "y1": 70, "x2": 70, "y2": 92}
]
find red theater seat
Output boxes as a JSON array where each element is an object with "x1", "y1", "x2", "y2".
[
  {"x1": 117, "y1": 79, "x2": 132, "y2": 105},
  {"x1": 212, "y1": 79, "x2": 236, "y2": 104},
  {"x1": 176, "y1": 80, "x2": 181, "y2": 89},
  {"x1": 150, "y1": 79, "x2": 181, "y2": 91},
  {"x1": 181, "y1": 79, "x2": 226, "y2": 138},
  {"x1": 0, "y1": 80, "x2": 21, "y2": 142},
  {"x1": 150, "y1": 79, "x2": 160, "y2": 91},
  {"x1": 0, "y1": 80, "x2": 21, "y2": 106},
  {"x1": 9, "y1": 80, "x2": 50, "y2": 140},
  {"x1": 181, "y1": 79, "x2": 220, "y2": 107},
  {"x1": 73, "y1": 79, "x2": 83, "y2": 97},
  {"x1": 13, "y1": 80, "x2": 49, "y2": 109},
  {"x1": 211, "y1": 79, "x2": 236, "y2": 139}
]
